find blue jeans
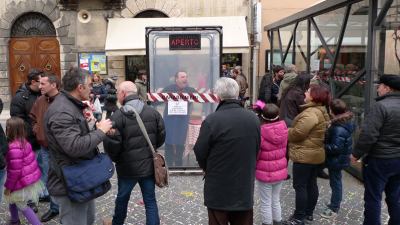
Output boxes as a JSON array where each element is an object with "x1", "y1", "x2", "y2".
[
  {"x1": 39, "y1": 147, "x2": 59, "y2": 212},
  {"x1": 0, "y1": 168, "x2": 5, "y2": 203},
  {"x1": 327, "y1": 168, "x2": 342, "y2": 212},
  {"x1": 113, "y1": 176, "x2": 159, "y2": 225},
  {"x1": 363, "y1": 157, "x2": 400, "y2": 225}
]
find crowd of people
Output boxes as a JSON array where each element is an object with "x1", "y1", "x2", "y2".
[{"x1": 0, "y1": 65, "x2": 398, "y2": 225}]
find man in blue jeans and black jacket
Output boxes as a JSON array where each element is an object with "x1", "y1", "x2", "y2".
[
  {"x1": 352, "y1": 74, "x2": 400, "y2": 225},
  {"x1": 103, "y1": 81, "x2": 165, "y2": 225}
]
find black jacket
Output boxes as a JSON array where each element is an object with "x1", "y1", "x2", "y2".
[
  {"x1": 258, "y1": 73, "x2": 273, "y2": 103},
  {"x1": 104, "y1": 95, "x2": 165, "y2": 178},
  {"x1": 44, "y1": 91, "x2": 106, "y2": 196},
  {"x1": 10, "y1": 84, "x2": 41, "y2": 150},
  {"x1": 0, "y1": 125, "x2": 7, "y2": 169},
  {"x1": 353, "y1": 93, "x2": 400, "y2": 159},
  {"x1": 279, "y1": 87, "x2": 305, "y2": 127},
  {"x1": 325, "y1": 112, "x2": 354, "y2": 169},
  {"x1": 194, "y1": 100, "x2": 260, "y2": 211}
]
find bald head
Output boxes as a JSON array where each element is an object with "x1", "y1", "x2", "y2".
[
  {"x1": 117, "y1": 81, "x2": 138, "y2": 104},
  {"x1": 119, "y1": 81, "x2": 137, "y2": 93}
]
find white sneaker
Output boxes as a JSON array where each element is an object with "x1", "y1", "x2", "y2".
[{"x1": 320, "y1": 207, "x2": 338, "y2": 219}]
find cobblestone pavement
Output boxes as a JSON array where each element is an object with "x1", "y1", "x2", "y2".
[
  {"x1": 0, "y1": 170, "x2": 389, "y2": 225},
  {"x1": 0, "y1": 111, "x2": 389, "y2": 224}
]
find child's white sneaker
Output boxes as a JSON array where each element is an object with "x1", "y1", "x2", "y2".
[{"x1": 320, "y1": 207, "x2": 338, "y2": 219}]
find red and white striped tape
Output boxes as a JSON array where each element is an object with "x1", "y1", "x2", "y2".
[
  {"x1": 333, "y1": 76, "x2": 351, "y2": 82},
  {"x1": 147, "y1": 92, "x2": 219, "y2": 103},
  {"x1": 155, "y1": 88, "x2": 210, "y2": 93}
]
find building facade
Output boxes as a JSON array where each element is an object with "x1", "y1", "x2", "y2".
[{"x1": 0, "y1": 0, "x2": 252, "y2": 104}]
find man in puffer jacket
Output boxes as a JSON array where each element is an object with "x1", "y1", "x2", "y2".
[
  {"x1": 103, "y1": 81, "x2": 165, "y2": 225},
  {"x1": 321, "y1": 99, "x2": 354, "y2": 219}
]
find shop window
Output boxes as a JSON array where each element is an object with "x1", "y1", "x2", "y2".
[
  {"x1": 222, "y1": 54, "x2": 242, "y2": 69},
  {"x1": 125, "y1": 56, "x2": 146, "y2": 82}
]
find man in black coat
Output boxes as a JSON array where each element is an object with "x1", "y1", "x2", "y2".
[
  {"x1": 194, "y1": 77, "x2": 261, "y2": 225},
  {"x1": 10, "y1": 68, "x2": 43, "y2": 151},
  {"x1": 352, "y1": 74, "x2": 400, "y2": 225},
  {"x1": 104, "y1": 81, "x2": 165, "y2": 225}
]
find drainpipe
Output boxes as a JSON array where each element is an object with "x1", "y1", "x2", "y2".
[{"x1": 252, "y1": 1, "x2": 261, "y2": 103}]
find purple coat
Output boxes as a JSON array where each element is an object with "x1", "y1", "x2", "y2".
[
  {"x1": 256, "y1": 120, "x2": 288, "y2": 183},
  {"x1": 4, "y1": 140, "x2": 41, "y2": 191}
]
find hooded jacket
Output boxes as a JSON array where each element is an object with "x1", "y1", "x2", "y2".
[
  {"x1": 288, "y1": 102, "x2": 330, "y2": 164},
  {"x1": 104, "y1": 95, "x2": 165, "y2": 178},
  {"x1": 256, "y1": 120, "x2": 288, "y2": 183},
  {"x1": 5, "y1": 140, "x2": 41, "y2": 191},
  {"x1": 325, "y1": 112, "x2": 355, "y2": 169}
]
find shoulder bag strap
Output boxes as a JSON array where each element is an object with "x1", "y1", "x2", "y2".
[{"x1": 131, "y1": 108, "x2": 156, "y2": 154}]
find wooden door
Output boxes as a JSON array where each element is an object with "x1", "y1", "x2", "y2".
[{"x1": 9, "y1": 37, "x2": 61, "y2": 96}]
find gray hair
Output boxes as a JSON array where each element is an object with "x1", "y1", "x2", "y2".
[
  {"x1": 285, "y1": 64, "x2": 297, "y2": 73},
  {"x1": 214, "y1": 77, "x2": 239, "y2": 100}
]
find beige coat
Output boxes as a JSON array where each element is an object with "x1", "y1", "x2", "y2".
[{"x1": 288, "y1": 102, "x2": 330, "y2": 164}]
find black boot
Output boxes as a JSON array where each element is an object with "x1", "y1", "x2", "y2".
[
  {"x1": 27, "y1": 200, "x2": 38, "y2": 213},
  {"x1": 317, "y1": 170, "x2": 329, "y2": 179},
  {"x1": 40, "y1": 209, "x2": 59, "y2": 222}
]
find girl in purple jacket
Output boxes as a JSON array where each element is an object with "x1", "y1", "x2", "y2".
[
  {"x1": 4, "y1": 117, "x2": 42, "y2": 225},
  {"x1": 255, "y1": 102, "x2": 288, "y2": 225}
]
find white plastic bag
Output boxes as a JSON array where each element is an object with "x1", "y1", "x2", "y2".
[{"x1": 93, "y1": 98, "x2": 102, "y2": 114}]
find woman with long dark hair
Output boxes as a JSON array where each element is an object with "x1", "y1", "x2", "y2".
[{"x1": 279, "y1": 74, "x2": 311, "y2": 128}]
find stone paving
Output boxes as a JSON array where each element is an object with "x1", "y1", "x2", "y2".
[
  {"x1": 0, "y1": 110, "x2": 390, "y2": 224},
  {"x1": 0, "y1": 169, "x2": 389, "y2": 225}
]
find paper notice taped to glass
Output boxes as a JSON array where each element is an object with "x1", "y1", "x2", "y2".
[{"x1": 168, "y1": 101, "x2": 188, "y2": 115}]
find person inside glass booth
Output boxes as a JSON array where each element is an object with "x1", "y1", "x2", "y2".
[{"x1": 162, "y1": 71, "x2": 196, "y2": 167}]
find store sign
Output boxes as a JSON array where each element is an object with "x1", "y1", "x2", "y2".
[{"x1": 169, "y1": 34, "x2": 201, "y2": 50}]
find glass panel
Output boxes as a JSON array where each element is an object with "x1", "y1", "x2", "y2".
[
  {"x1": 272, "y1": 30, "x2": 282, "y2": 66},
  {"x1": 340, "y1": 74, "x2": 366, "y2": 176},
  {"x1": 294, "y1": 20, "x2": 308, "y2": 72},
  {"x1": 374, "y1": 0, "x2": 400, "y2": 75},
  {"x1": 280, "y1": 23, "x2": 296, "y2": 65},
  {"x1": 332, "y1": 0, "x2": 369, "y2": 95},
  {"x1": 310, "y1": 23, "x2": 335, "y2": 82},
  {"x1": 314, "y1": 7, "x2": 346, "y2": 48}
]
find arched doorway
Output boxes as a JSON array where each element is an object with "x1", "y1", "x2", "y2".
[{"x1": 9, "y1": 12, "x2": 60, "y2": 96}]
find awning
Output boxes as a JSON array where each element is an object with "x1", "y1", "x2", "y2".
[{"x1": 105, "y1": 16, "x2": 250, "y2": 56}]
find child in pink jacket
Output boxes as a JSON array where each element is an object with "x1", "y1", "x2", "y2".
[
  {"x1": 4, "y1": 117, "x2": 42, "y2": 225},
  {"x1": 255, "y1": 102, "x2": 288, "y2": 225}
]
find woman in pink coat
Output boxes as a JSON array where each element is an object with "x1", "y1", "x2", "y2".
[
  {"x1": 255, "y1": 102, "x2": 288, "y2": 225},
  {"x1": 4, "y1": 117, "x2": 42, "y2": 225}
]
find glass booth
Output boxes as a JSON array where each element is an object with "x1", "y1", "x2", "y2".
[{"x1": 146, "y1": 27, "x2": 222, "y2": 169}]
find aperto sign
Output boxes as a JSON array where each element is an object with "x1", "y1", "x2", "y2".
[{"x1": 169, "y1": 34, "x2": 201, "y2": 50}]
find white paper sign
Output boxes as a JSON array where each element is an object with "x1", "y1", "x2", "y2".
[
  {"x1": 168, "y1": 101, "x2": 188, "y2": 115},
  {"x1": 311, "y1": 59, "x2": 320, "y2": 71}
]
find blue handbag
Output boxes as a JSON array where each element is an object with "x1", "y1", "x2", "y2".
[{"x1": 61, "y1": 152, "x2": 115, "y2": 203}]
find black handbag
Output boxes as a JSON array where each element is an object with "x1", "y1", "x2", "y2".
[{"x1": 61, "y1": 152, "x2": 114, "y2": 203}]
